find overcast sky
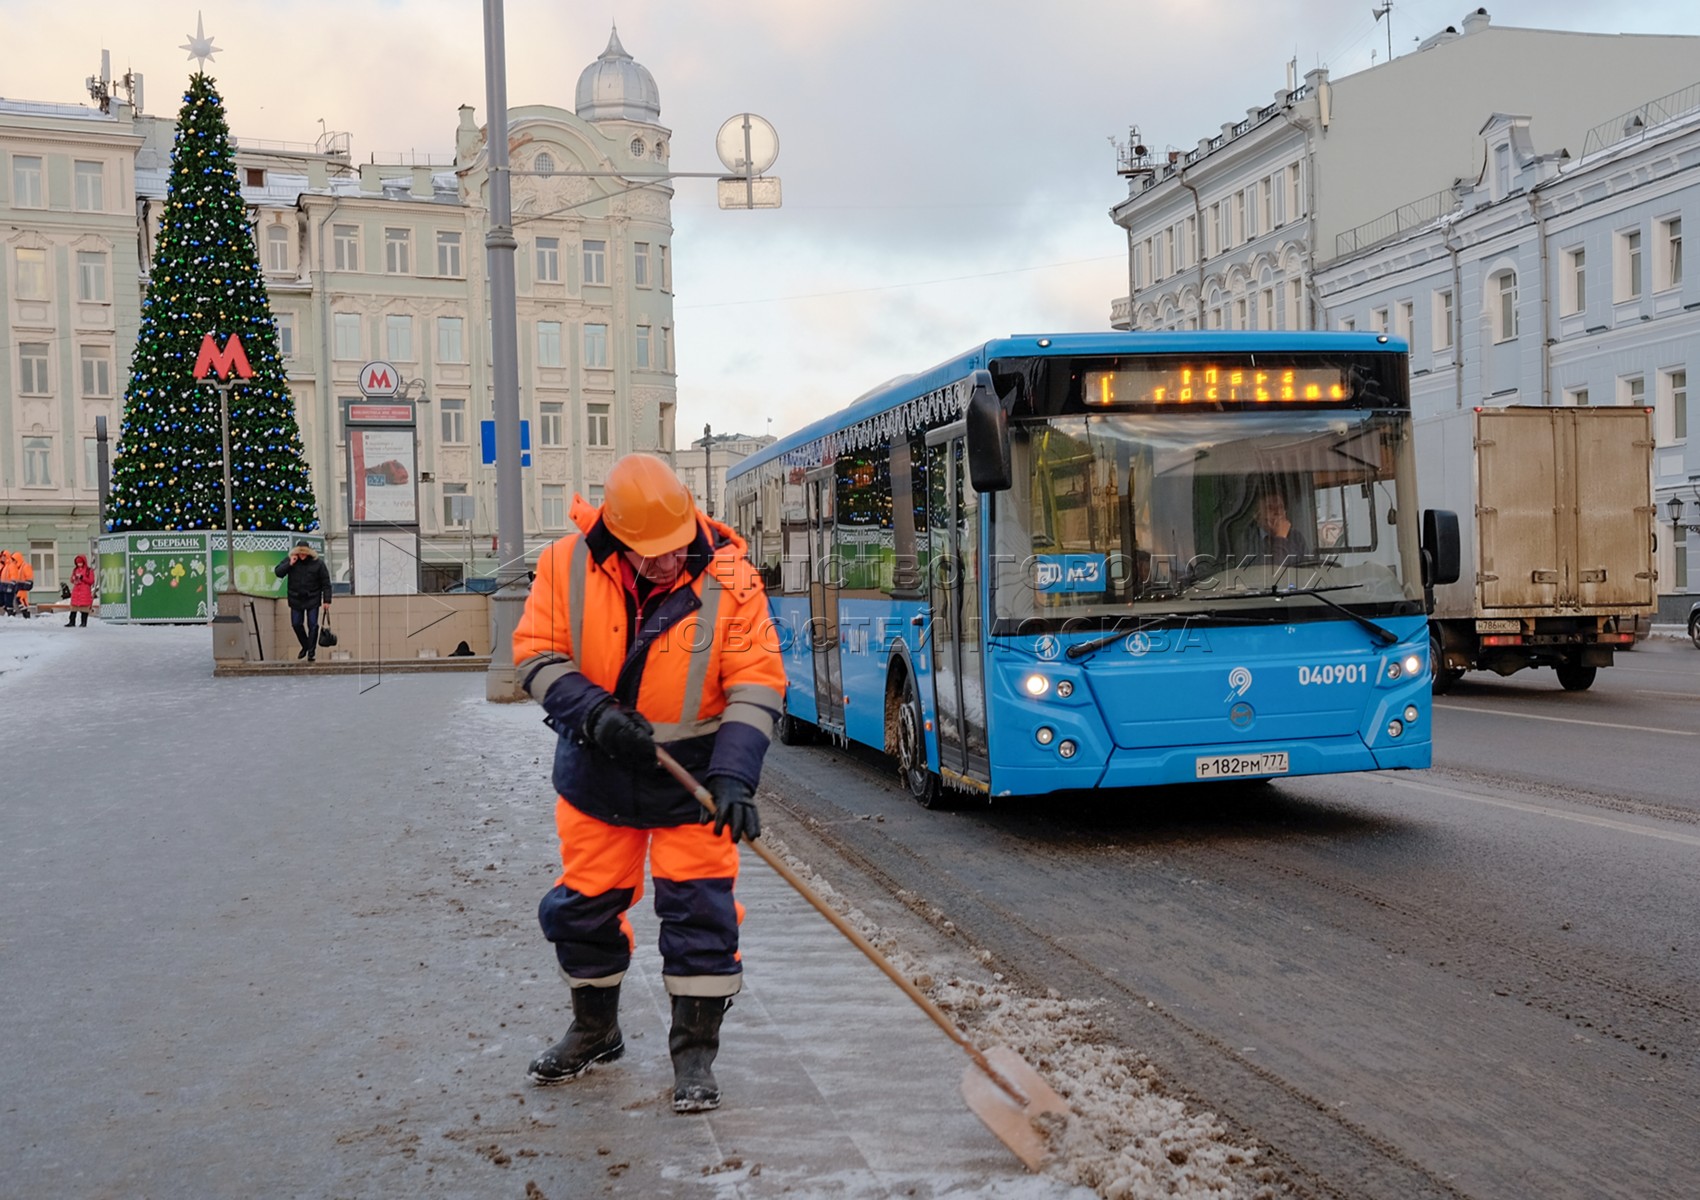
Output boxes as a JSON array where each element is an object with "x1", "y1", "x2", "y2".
[{"x1": 5, "y1": 1, "x2": 1699, "y2": 445}]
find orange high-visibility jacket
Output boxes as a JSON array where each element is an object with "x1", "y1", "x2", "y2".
[{"x1": 514, "y1": 496, "x2": 785, "y2": 828}]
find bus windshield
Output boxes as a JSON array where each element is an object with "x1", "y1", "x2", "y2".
[{"x1": 992, "y1": 409, "x2": 1424, "y2": 629}]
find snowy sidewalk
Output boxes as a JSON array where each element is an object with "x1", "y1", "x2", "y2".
[{"x1": 0, "y1": 622, "x2": 1084, "y2": 1199}]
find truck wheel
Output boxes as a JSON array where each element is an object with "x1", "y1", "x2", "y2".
[
  {"x1": 1430, "y1": 634, "x2": 1463, "y2": 695},
  {"x1": 1690, "y1": 613, "x2": 1700, "y2": 650},
  {"x1": 1555, "y1": 662, "x2": 1597, "y2": 692}
]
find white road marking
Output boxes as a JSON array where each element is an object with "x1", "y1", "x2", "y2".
[
  {"x1": 1375, "y1": 775, "x2": 1700, "y2": 848},
  {"x1": 1633, "y1": 689, "x2": 1700, "y2": 700},
  {"x1": 1435, "y1": 702, "x2": 1697, "y2": 737}
]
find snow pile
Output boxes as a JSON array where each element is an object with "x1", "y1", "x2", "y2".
[
  {"x1": 0, "y1": 621, "x2": 82, "y2": 680},
  {"x1": 759, "y1": 837, "x2": 1276, "y2": 1200}
]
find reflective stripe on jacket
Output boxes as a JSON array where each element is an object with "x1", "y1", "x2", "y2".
[{"x1": 514, "y1": 497, "x2": 785, "y2": 828}]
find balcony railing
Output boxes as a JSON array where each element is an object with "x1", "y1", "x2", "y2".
[
  {"x1": 1580, "y1": 79, "x2": 1700, "y2": 159},
  {"x1": 1335, "y1": 188, "x2": 1459, "y2": 258}
]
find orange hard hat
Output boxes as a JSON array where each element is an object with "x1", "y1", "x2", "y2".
[{"x1": 601, "y1": 453, "x2": 698, "y2": 556}]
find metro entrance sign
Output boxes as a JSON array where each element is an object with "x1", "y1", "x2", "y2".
[{"x1": 359, "y1": 360, "x2": 401, "y2": 397}]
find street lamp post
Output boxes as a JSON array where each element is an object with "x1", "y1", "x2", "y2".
[
  {"x1": 482, "y1": 0, "x2": 527, "y2": 701},
  {"x1": 703, "y1": 423, "x2": 714, "y2": 519}
]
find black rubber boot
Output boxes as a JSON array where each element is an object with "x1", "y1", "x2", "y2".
[
  {"x1": 66, "y1": 615, "x2": 76, "y2": 627},
  {"x1": 669, "y1": 996, "x2": 731, "y2": 1113},
  {"x1": 527, "y1": 983, "x2": 623, "y2": 1085},
  {"x1": 79, "y1": 612, "x2": 88, "y2": 627}
]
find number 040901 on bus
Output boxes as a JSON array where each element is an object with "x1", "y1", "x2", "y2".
[{"x1": 723, "y1": 332, "x2": 1461, "y2": 807}]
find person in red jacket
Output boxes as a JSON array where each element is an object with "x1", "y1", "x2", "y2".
[
  {"x1": 66, "y1": 554, "x2": 96, "y2": 627},
  {"x1": 513, "y1": 452, "x2": 784, "y2": 1114}
]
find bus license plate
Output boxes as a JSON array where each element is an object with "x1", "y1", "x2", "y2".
[{"x1": 1195, "y1": 752, "x2": 1289, "y2": 779}]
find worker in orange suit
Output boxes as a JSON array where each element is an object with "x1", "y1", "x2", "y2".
[{"x1": 513, "y1": 452, "x2": 785, "y2": 1114}]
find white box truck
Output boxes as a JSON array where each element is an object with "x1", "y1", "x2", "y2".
[{"x1": 1416, "y1": 405, "x2": 1655, "y2": 692}]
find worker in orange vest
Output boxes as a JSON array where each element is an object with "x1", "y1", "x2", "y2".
[
  {"x1": 513, "y1": 452, "x2": 785, "y2": 1113},
  {"x1": 0, "y1": 550, "x2": 19, "y2": 615}
]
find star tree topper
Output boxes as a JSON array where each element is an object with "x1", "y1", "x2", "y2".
[{"x1": 180, "y1": 12, "x2": 220, "y2": 72}]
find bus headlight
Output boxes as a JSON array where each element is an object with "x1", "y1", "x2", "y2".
[
  {"x1": 1055, "y1": 679, "x2": 1074, "y2": 698},
  {"x1": 1036, "y1": 726, "x2": 1055, "y2": 745},
  {"x1": 1023, "y1": 674, "x2": 1050, "y2": 697},
  {"x1": 1058, "y1": 740, "x2": 1077, "y2": 758},
  {"x1": 1386, "y1": 719, "x2": 1404, "y2": 738},
  {"x1": 1403, "y1": 705, "x2": 1420, "y2": 723},
  {"x1": 1403, "y1": 654, "x2": 1423, "y2": 677}
]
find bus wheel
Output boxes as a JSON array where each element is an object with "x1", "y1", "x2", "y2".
[
  {"x1": 896, "y1": 673, "x2": 944, "y2": 809},
  {"x1": 775, "y1": 712, "x2": 813, "y2": 746},
  {"x1": 1555, "y1": 662, "x2": 1597, "y2": 692}
]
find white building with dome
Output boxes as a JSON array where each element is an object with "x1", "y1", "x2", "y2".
[{"x1": 2, "y1": 28, "x2": 681, "y2": 590}]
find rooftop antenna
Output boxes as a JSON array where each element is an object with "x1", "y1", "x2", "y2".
[
  {"x1": 1371, "y1": 3, "x2": 1393, "y2": 63},
  {"x1": 85, "y1": 49, "x2": 112, "y2": 113}
]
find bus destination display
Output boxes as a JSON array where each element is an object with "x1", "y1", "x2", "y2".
[{"x1": 1084, "y1": 364, "x2": 1351, "y2": 407}]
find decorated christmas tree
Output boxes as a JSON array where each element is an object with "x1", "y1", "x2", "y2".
[{"x1": 106, "y1": 69, "x2": 317, "y2": 533}]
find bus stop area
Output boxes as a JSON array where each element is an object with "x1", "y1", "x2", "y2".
[{"x1": 0, "y1": 624, "x2": 1085, "y2": 1199}]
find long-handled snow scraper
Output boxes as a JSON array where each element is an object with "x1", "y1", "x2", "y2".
[{"x1": 656, "y1": 748, "x2": 1070, "y2": 1171}]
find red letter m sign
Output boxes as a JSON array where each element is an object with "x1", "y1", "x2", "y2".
[{"x1": 193, "y1": 333, "x2": 253, "y2": 381}]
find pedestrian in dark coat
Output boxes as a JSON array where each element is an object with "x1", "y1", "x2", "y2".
[
  {"x1": 274, "y1": 540, "x2": 332, "y2": 661},
  {"x1": 67, "y1": 555, "x2": 96, "y2": 627}
]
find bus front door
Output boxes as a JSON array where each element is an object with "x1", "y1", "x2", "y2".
[
  {"x1": 925, "y1": 432, "x2": 990, "y2": 790},
  {"x1": 806, "y1": 467, "x2": 844, "y2": 733}
]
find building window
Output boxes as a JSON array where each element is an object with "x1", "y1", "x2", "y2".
[
  {"x1": 1657, "y1": 217, "x2": 1682, "y2": 291},
  {"x1": 275, "y1": 312, "x2": 295, "y2": 357},
  {"x1": 436, "y1": 316, "x2": 464, "y2": 363},
  {"x1": 1260, "y1": 177, "x2": 1274, "y2": 234},
  {"x1": 536, "y1": 321, "x2": 562, "y2": 367},
  {"x1": 1338, "y1": 315, "x2": 1356, "y2": 332},
  {"x1": 1493, "y1": 271, "x2": 1518, "y2": 342},
  {"x1": 582, "y1": 239, "x2": 606, "y2": 285},
  {"x1": 440, "y1": 397, "x2": 467, "y2": 444},
  {"x1": 1620, "y1": 375, "x2": 1645, "y2": 408},
  {"x1": 659, "y1": 244, "x2": 670, "y2": 290},
  {"x1": 84, "y1": 436, "x2": 101, "y2": 490},
  {"x1": 1494, "y1": 143, "x2": 1512, "y2": 198},
  {"x1": 634, "y1": 242, "x2": 650, "y2": 287},
  {"x1": 587, "y1": 402, "x2": 611, "y2": 447},
  {"x1": 436, "y1": 230, "x2": 462, "y2": 277},
  {"x1": 534, "y1": 152, "x2": 555, "y2": 174},
  {"x1": 385, "y1": 314, "x2": 414, "y2": 360},
  {"x1": 15, "y1": 247, "x2": 48, "y2": 300},
  {"x1": 1260, "y1": 289, "x2": 1276, "y2": 331},
  {"x1": 262, "y1": 224, "x2": 288, "y2": 272},
  {"x1": 12, "y1": 155, "x2": 43, "y2": 207},
  {"x1": 661, "y1": 326, "x2": 671, "y2": 370},
  {"x1": 535, "y1": 237, "x2": 559, "y2": 283},
  {"x1": 1617, "y1": 229, "x2": 1642, "y2": 301},
  {"x1": 1678, "y1": 541, "x2": 1689, "y2": 592},
  {"x1": 1563, "y1": 246, "x2": 1585, "y2": 315},
  {"x1": 1563, "y1": 386, "x2": 1589, "y2": 407},
  {"x1": 629, "y1": 136, "x2": 645, "y2": 158},
  {"x1": 332, "y1": 312, "x2": 361, "y2": 359},
  {"x1": 542, "y1": 484, "x2": 566, "y2": 529},
  {"x1": 384, "y1": 228, "x2": 411, "y2": 275},
  {"x1": 80, "y1": 346, "x2": 111, "y2": 397},
  {"x1": 77, "y1": 251, "x2": 109, "y2": 302},
  {"x1": 583, "y1": 323, "x2": 609, "y2": 368},
  {"x1": 1287, "y1": 163, "x2": 1302, "y2": 220},
  {"x1": 23, "y1": 436, "x2": 53, "y2": 486},
  {"x1": 18, "y1": 342, "x2": 50, "y2": 394},
  {"x1": 244, "y1": 167, "x2": 266, "y2": 188},
  {"x1": 74, "y1": 160, "x2": 105, "y2": 211},
  {"x1": 635, "y1": 324, "x2": 651, "y2": 368},
  {"x1": 442, "y1": 482, "x2": 469, "y2": 528},
  {"x1": 1370, "y1": 307, "x2": 1389, "y2": 334},
  {"x1": 1434, "y1": 288, "x2": 1454, "y2": 350},
  {"x1": 539, "y1": 401, "x2": 564, "y2": 446},
  {"x1": 1395, "y1": 300, "x2": 1413, "y2": 343},
  {"x1": 1286, "y1": 280, "x2": 1303, "y2": 330},
  {"x1": 1234, "y1": 298, "x2": 1248, "y2": 330},
  {"x1": 333, "y1": 224, "x2": 360, "y2": 271},
  {"x1": 588, "y1": 483, "x2": 605, "y2": 506},
  {"x1": 1658, "y1": 368, "x2": 1687, "y2": 441},
  {"x1": 29, "y1": 540, "x2": 57, "y2": 589}
]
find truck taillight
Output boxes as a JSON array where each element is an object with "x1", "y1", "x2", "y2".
[
  {"x1": 1599, "y1": 632, "x2": 1634, "y2": 644},
  {"x1": 1480, "y1": 634, "x2": 1523, "y2": 646}
]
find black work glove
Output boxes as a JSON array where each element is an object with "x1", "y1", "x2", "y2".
[
  {"x1": 704, "y1": 777, "x2": 760, "y2": 843},
  {"x1": 582, "y1": 698, "x2": 656, "y2": 767}
]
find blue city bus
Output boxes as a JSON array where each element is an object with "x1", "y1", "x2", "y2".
[{"x1": 722, "y1": 332, "x2": 1459, "y2": 806}]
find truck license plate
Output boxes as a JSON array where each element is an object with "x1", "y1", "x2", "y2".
[
  {"x1": 1475, "y1": 618, "x2": 1521, "y2": 633},
  {"x1": 1195, "y1": 752, "x2": 1289, "y2": 779}
]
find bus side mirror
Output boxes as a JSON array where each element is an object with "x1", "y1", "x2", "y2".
[
  {"x1": 965, "y1": 371, "x2": 1011, "y2": 492},
  {"x1": 1422, "y1": 508, "x2": 1461, "y2": 586}
]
